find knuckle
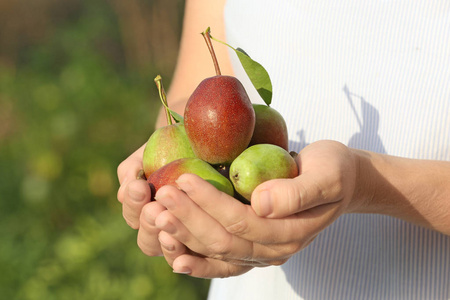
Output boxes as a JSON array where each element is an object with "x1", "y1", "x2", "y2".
[
  {"x1": 293, "y1": 186, "x2": 304, "y2": 208},
  {"x1": 225, "y1": 218, "x2": 249, "y2": 236},
  {"x1": 269, "y1": 258, "x2": 289, "y2": 266},
  {"x1": 127, "y1": 220, "x2": 139, "y2": 230},
  {"x1": 221, "y1": 264, "x2": 238, "y2": 278},
  {"x1": 137, "y1": 229, "x2": 163, "y2": 257},
  {"x1": 329, "y1": 169, "x2": 346, "y2": 200},
  {"x1": 311, "y1": 179, "x2": 328, "y2": 203},
  {"x1": 334, "y1": 166, "x2": 346, "y2": 188},
  {"x1": 284, "y1": 243, "x2": 302, "y2": 255},
  {"x1": 137, "y1": 239, "x2": 162, "y2": 257},
  {"x1": 141, "y1": 202, "x2": 155, "y2": 217},
  {"x1": 123, "y1": 211, "x2": 139, "y2": 229},
  {"x1": 287, "y1": 182, "x2": 306, "y2": 211},
  {"x1": 117, "y1": 184, "x2": 126, "y2": 203},
  {"x1": 206, "y1": 239, "x2": 231, "y2": 260},
  {"x1": 274, "y1": 243, "x2": 302, "y2": 259}
]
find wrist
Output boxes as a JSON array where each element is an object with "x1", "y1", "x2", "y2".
[
  {"x1": 347, "y1": 149, "x2": 450, "y2": 235},
  {"x1": 347, "y1": 148, "x2": 377, "y2": 214}
]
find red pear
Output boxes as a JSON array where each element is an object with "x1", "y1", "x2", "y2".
[
  {"x1": 184, "y1": 29, "x2": 255, "y2": 165},
  {"x1": 249, "y1": 104, "x2": 289, "y2": 151},
  {"x1": 147, "y1": 157, "x2": 234, "y2": 200}
]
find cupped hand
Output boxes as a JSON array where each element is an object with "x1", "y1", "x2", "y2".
[
  {"x1": 152, "y1": 140, "x2": 360, "y2": 278},
  {"x1": 117, "y1": 144, "x2": 188, "y2": 258},
  {"x1": 252, "y1": 140, "x2": 359, "y2": 218},
  {"x1": 117, "y1": 144, "x2": 150, "y2": 229}
]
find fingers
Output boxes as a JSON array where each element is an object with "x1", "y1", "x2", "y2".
[
  {"x1": 251, "y1": 141, "x2": 356, "y2": 218},
  {"x1": 137, "y1": 201, "x2": 166, "y2": 256},
  {"x1": 130, "y1": 140, "x2": 358, "y2": 278},
  {"x1": 152, "y1": 175, "x2": 342, "y2": 276},
  {"x1": 117, "y1": 144, "x2": 151, "y2": 229},
  {"x1": 154, "y1": 185, "x2": 255, "y2": 261},
  {"x1": 251, "y1": 175, "x2": 338, "y2": 218},
  {"x1": 117, "y1": 144, "x2": 146, "y2": 187},
  {"x1": 122, "y1": 179, "x2": 151, "y2": 229},
  {"x1": 158, "y1": 231, "x2": 188, "y2": 266},
  {"x1": 137, "y1": 201, "x2": 189, "y2": 262},
  {"x1": 155, "y1": 206, "x2": 261, "y2": 277},
  {"x1": 174, "y1": 174, "x2": 316, "y2": 244},
  {"x1": 155, "y1": 178, "x2": 319, "y2": 262},
  {"x1": 172, "y1": 254, "x2": 253, "y2": 279}
]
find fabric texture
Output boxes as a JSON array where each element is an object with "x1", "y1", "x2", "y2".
[{"x1": 207, "y1": 1, "x2": 450, "y2": 299}]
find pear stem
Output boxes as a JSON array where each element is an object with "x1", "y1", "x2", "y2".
[
  {"x1": 154, "y1": 75, "x2": 172, "y2": 126},
  {"x1": 202, "y1": 27, "x2": 221, "y2": 76}
]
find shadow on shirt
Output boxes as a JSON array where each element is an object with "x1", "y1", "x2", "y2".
[
  {"x1": 344, "y1": 84, "x2": 386, "y2": 154},
  {"x1": 280, "y1": 85, "x2": 447, "y2": 299},
  {"x1": 288, "y1": 85, "x2": 386, "y2": 154}
]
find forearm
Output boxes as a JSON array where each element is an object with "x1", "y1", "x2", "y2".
[
  {"x1": 155, "y1": 0, "x2": 233, "y2": 129},
  {"x1": 352, "y1": 149, "x2": 450, "y2": 235}
]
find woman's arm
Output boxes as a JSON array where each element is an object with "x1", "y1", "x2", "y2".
[
  {"x1": 249, "y1": 143, "x2": 450, "y2": 235},
  {"x1": 154, "y1": 0, "x2": 234, "y2": 128},
  {"x1": 352, "y1": 149, "x2": 450, "y2": 235},
  {"x1": 151, "y1": 141, "x2": 450, "y2": 278},
  {"x1": 118, "y1": 0, "x2": 232, "y2": 230}
]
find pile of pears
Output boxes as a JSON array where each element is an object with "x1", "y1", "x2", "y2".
[{"x1": 142, "y1": 29, "x2": 298, "y2": 203}]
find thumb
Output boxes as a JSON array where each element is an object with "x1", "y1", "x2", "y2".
[{"x1": 251, "y1": 175, "x2": 331, "y2": 218}]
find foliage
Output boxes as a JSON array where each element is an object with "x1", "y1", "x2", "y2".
[
  {"x1": 208, "y1": 28, "x2": 273, "y2": 106},
  {"x1": 0, "y1": 0, "x2": 209, "y2": 299}
]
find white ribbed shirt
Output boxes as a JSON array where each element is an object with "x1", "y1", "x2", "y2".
[{"x1": 208, "y1": 1, "x2": 450, "y2": 299}]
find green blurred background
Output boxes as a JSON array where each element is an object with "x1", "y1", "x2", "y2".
[{"x1": 0, "y1": 0, "x2": 211, "y2": 299}]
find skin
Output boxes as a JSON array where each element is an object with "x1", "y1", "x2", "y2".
[{"x1": 117, "y1": 0, "x2": 450, "y2": 278}]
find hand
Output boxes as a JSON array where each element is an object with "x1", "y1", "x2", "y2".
[
  {"x1": 117, "y1": 144, "x2": 187, "y2": 257},
  {"x1": 150, "y1": 140, "x2": 360, "y2": 278},
  {"x1": 117, "y1": 144, "x2": 150, "y2": 229}
]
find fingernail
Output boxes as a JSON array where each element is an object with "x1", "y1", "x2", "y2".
[
  {"x1": 173, "y1": 267, "x2": 191, "y2": 275},
  {"x1": 256, "y1": 190, "x2": 273, "y2": 217},
  {"x1": 175, "y1": 176, "x2": 192, "y2": 193},
  {"x1": 128, "y1": 186, "x2": 145, "y2": 202}
]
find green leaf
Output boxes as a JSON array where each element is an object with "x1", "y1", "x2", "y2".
[
  {"x1": 235, "y1": 48, "x2": 272, "y2": 106},
  {"x1": 208, "y1": 30, "x2": 273, "y2": 106},
  {"x1": 169, "y1": 109, "x2": 184, "y2": 123}
]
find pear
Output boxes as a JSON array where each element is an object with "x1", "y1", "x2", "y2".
[
  {"x1": 229, "y1": 144, "x2": 298, "y2": 202},
  {"x1": 142, "y1": 76, "x2": 195, "y2": 178},
  {"x1": 147, "y1": 157, "x2": 234, "y2": 200},
  {"x1": 184, "y1": 28, "x2": 255, "y2": 165},
  {"x1": 142, "y1": 124, "x2": 195, "y2": 178},
  {"x1": 249, "y1": 104, "x2": 289, "y2": 151}
]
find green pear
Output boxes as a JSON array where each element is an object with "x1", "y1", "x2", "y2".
[
  {"x1": 229, "y1": 144, "x2": 298, "y2": 202},
  {"x1": 142, "y1": 123, "x2": 195, "y2": 178},
  {"x1": 147, "y1": 157, "x2": 234, "y2": 200},
  {"x1": 249, "y1": 104, "x2": 289, "y2": 151},
  {"x1": 142, "y1": 75, "x2": 195, "y2": 178}
]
